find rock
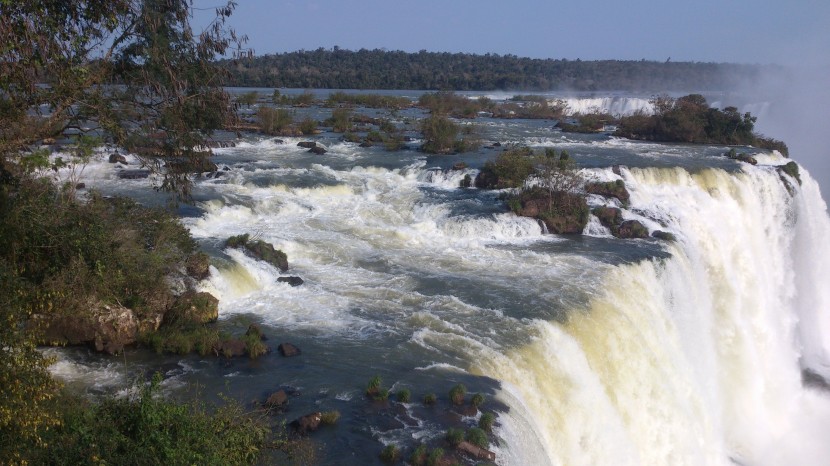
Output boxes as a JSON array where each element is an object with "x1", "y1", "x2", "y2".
[
  {"x1": 185, "y1": 252, "x2": 211, "y2": 280},
  {"x1": 246, "y1": 323, "x2": 266, "y2": 340},
  {"x1": 492, "y1": 141, "x2": 502, "y2": 147},
  {"x1": 290, "y1": 412, "x2": 322, "y2": 435},
  {"x1": 278, "y1": 276, "x2": 304, "y2": 287},
  {"x1": 778, "y1": 161, "x2": 801, "y2": 185},
  {"x1": 225, "y1": 234, "x2": 289, "y2": 272},
  {"x1": 117, "y1": 169, "x2": 150, "y2": 179},
  {"x1": 109, "y1": 153, "x2": 128, "y2": 164},
  {"x1": 513, "y1": 188, "x2": 589, "y2": 234},
  {"x1": 612, "y1": 165, "x2": 624, "y2": 176},
  {"x1": 272, "y1": 139, "x2": 284, "y2": 144},
  {"x1": 460, "y1": 174, "x2": 472, "y2": 188},
  {"x1": 473, "y1": 169, "x2": 500, "y2": 189},
  {"x1": 75, "y1": 182, "x2": 86, "y2": 190},
  {"x1": 35, "y1": 303, "x2": 139, "y2": 355},
  {"x1": 214, "y1": 339, "x2": 246, "y2": 358},
  {"x1": 736, "y1": 154, "x2": 757, "y2": 165},
  {"x1": 651, "y1": 230, "x2": 677, "y2": 242},
  {"x1": 278, "y1": 342, "x2": 301, "y2": 357},
  {"x1": 457, "y1": 441, "x2": 496, "y2": 462},
  {"x1": 167, "y1": 156, "x2": 218, "y2": 174},
  {"x1": 451, "y1": 161, "x2": 468, "y2": 170},
  {"x1": 297, "y1": 141, "x2": 316, "y2": 149},
  {"x1": 617, "y1": 220, "x2": 649, "y2": 239},
  {"x1": 265, "y1": 390, "x2": 288, "y2": 409},
  {"x1": 585, "y1": 180, "x2": 630, "y2": 205},
  {"x1": 592, "y1": 206, "x2": 623, "y2": 231},
  {"x1": 165, "y1": 291, "x2": 219, "y2": 325},
  {"x1": 308, "y1": 145, "x2": 327, "y2": 155},
  {"x1": 359, "y1": 141, "x2": 373, "y2": 148}
]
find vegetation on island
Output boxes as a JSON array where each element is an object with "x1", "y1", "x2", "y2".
[
  {"x1": 614, "y1": 94, "x2": 789, "y2": 155},
  {"x1": 223, "y1": 47, "x2": 771, "y2": 91}
]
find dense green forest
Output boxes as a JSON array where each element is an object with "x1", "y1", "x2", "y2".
[{"x1": 223, "y1": 47, "x2": 773, "y2": 91}]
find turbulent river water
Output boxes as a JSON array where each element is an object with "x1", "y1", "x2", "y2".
[{"x1": 52, "y1": 91, "x2": 830, "y2": 465}]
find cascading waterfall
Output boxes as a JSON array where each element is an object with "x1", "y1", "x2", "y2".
[{"x1": 474, "y1": 166, "x2": 830, "y2": 465}]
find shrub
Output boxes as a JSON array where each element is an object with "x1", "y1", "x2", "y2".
[
  {"x1": 423, "y1": 393, "x2": 437, "y2": 406},
  {"x1": 460, "y1": 174, "x2": 472, "y2": 188},
  {"x1": 367, "y1": 375, "x2": 382, "y2": 396},
  {"x1": 475, "y1": 147, "x2": 535, "y2": 189},
  {"x1": 427, "y1": 447, "x2": 444, "y2": 466},
  {"x1": 780, "y1": 161, "x2": 801, "y2": 184},
  {"x1": 242, "y1": 332, "x2": 268, "y2": 359},
  {"x1": 449, "y1": 383, "x2": 467, "y2": 406},
  {"x1": 479, "y1": 412, "x2": 495, "y2": 431},
  {"x1": 257, "y1": 107, "x2": 293, "y2": 135},
  {"x1": 471, "y1": 393, "x2": 485, "y2": 408},
  {"x1": 380, "y1": 444, "x2": 400, "y2": 464},
  {"x1": 299, "y1": 118, "x2": 318, "y2": 135},
  {"x1": 421, "y1": 115, "x2": 459, "y2": 154},
  {"x1": 465, "y1": 427, "x2": 488, "y2": 449},
  {"x1": 410, "y1": 444, "x2": 428, "y2": 466},
  {"x1": 397, "y1": 388, "x2": 411, "y2": 403},
  {"x1": 446, "y1": 428, "x2": 464, "y2": 446},
  {"x1": 320, "y1": 410, "x2": 340, "y2": 425},
  {"x1": 327, "y1": 108, "x2": 352, "y2": 132}
]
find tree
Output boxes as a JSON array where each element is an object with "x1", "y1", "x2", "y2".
[{"x1": 0, "y1": 0, "x2": 247, "y2": 197}]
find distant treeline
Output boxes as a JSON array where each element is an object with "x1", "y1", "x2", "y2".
[{"x1": 222, "y1": 48, "x2": 773, "y2": 91}]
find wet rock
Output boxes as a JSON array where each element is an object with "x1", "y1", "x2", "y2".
[
  {"x1": 736, "y1": 154, "x2": 757, "y2": 165},
  {"x1": 117, "y1": 169, "x2": 150, "y2": 179},
  {"x1": 451, "y1": 161, "x2": 468, "y2": 170},
  {"x1": 492, "y1": 141, "x2": 502, "y2": 147},
  {"x1": 460, "y1": 174, "x2": 472, "y2": 188},
  {"x1": 75, "y1": 182, "x2": 86, "y2": 190},
  {"x1": 308, "y1": 145, "x2": 327, "y2": 155},
  {"x1": 585, "y1": 180, "x2": 630, "y2": 205},
  {"x1": 225, "y1": 234, "x2": 289, "y2": 272},
  {"x1": 278, "y1": 342, "x2": 301, "y2": 357},
  {"x1": 617, "y1": 220, "x2": 649, "y2": 239},
  {"x1": 290, "y1": 412, "x2": 322, "y2": 435},
  {"x1": 214, "y1": 339, "x2": 246, "y2": 358},
  {"x1": 34, "y1": 303, "x2": 139, "y2": 355},
  {"x1": 651, "y1": 230, "x2": 677, "y2": 242},
  {"x1": 246, "y1": 323, "x2": 266, "y2": 340},
  {"x1": 277, "y1": 276, "x2": 304, "y2": 287},
  {"x1": 297, "y1": 141, "x2": 316, "y2": 149},
  {"x1": 185, "y1": 252, "x2": 211, "y2": 280},
  {"x1": 359, "y1": 141, "x2": 373, "y2": 148},
  {"x1": 265, "y1": 389, "x2": 289, "y2": 410},
  {"x1": 513, "y1": 188, "x2": 589, "y2": 234},
  {"x1": 109, "y1": 153, "x2": 128, "y2": 164},
  {"x1": 457, "y1": 441, "x2": 496, "y2": 462},
  {"x1": 165, "y1": 291, "x2": 219, "y2": 325}
]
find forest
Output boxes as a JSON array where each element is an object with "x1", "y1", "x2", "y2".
[{"x1": 222, "y1": 47, "x2": 774, "y2": 91}]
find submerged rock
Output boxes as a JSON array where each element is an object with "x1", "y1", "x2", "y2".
[
  {"x1": 278, "y1": 276, "x2": 304, "y2": 287},
  {"x1": 651, "y1": 230, "x2": 677, "y2": 242},
  {"x1": 117, "y1": 169, "x2": 150, "y2": 179},
  {"x1": 278, "y1": 342, "x2": 301, "y2": 357},
  {"x1": 185, "y1": 252, "x2": 211, "y2": 280},
  {"x1": 225, "y1": 233, "x2": 289, "y2": 271},
  {"x1": 265, "y1": 390, "x2": 289, "y2": 410},
  {"x1": 617, "y1": 220, "x2": 649, "y2": 239},
  {"x1": 308, "y1": 145, "x2": 327, "y2": 155},
  {"x1": 109, "y1": 153, "x2": 128, "y2": 164},
  {"x1": 297, "y1": 141, "x2": 316, "y2": 149},
  {"x1": 290, "y1": 412, "x2": 322, "y2": 435}
]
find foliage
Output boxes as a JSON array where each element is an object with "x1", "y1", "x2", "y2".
[
  {"x1": 449, "y1": 383, "x2": 467, "y2": 406},
  {"x1": 33, "y1": 374, "x2": 268, "y2": 465},
  {"x1": 367, "y1": 375, "x2": 382, "y2": 395},
  {"x1": 223, "y1": 48, "x2": 769, "y2": 91},
  {"x1": 0, "y1": 0, "x2": 246, "y2": 199},
  {"x1": 470, "y1": 393, "x2": 485, "y2": 408},
  {"x1": 420, "y1": 115, "x2": 460, "y2": 154},
  {"x1": 614, "y1": 94, "x2": 785, "y2": 150},
  {"x1": 326, "y1": 92, "x2": 411, "y2": 110},
  {"x1": 320, "y1": 410, "x2": 340, "y2": 425},
  {"x1": 475, "y1": 147, "x2": 536, "y2": 189},
  {"x1": 479, "y1": 412, "x2": 495, "y2": 431},
  {"x1": 397, "y1": 388, "x2": 412, "y2": 403},
  {"x1": 446, "y1": 428, "x2": 465, "y2": 446},
  {"x1": 465, "y1": 427, "x2": 489, "y2": 449},
  {"x1": 410, "y1": 444, "x2": 428, "y2": 466},
  {"x1": 298, "y1": 117, "x2": 318, "y2": 135},
  {"x1": 380, "y1": 444, "x2": 401, "y2": 464},
  {"x1": 257, "y1": 107, "x2": 294, "y2": 135},
  {"x1": 237, "y1": 91, "x2": 259, "y2": 107},
  {"x1": 326, "y1": 108, "x2": 353, "y2": 132},
  {"x1": 780, "y1": 161, "x2": 801, "y2": 185},
  {"x1": 423, "y1": 393, "x2": 437, "y2": 406},
  {"x1": 427, "y1": 447, "x2": 445, "y2": 466}
]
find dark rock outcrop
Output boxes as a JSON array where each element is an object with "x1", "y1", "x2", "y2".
[
  {"x1": 585, "y1": 180, "x2": 630, "y2": 205},
  {"x1": 779, "y1": 161, "x2": 801, "y2": 185},
  {"x1": 35, "y1": 303, "x2": 140, "y2": 355},
  {"x1": 265, "y1": 390, "x2": 289, "y2": 410},
  {"x1": 185, "y1": 252, "x2": 211, "y2": 280},
  {"x1": 109, "y1": 153, "x2": 128, "y2": 164},
  {"x1": 651, "y1": 230, "x2": 677, "y2": 242},
  {"x1": 246, "y1": 323, "x2": 265, "y2": 340},
  {"x1": 167, "y1": 156, "x2": 218, "y2": 174},
  {"x1": 512, "y1": 188, "x2": 589, "y2": 234},
  {"x1": 617, "y1": 220, "x2": 649, "y2": 239},
  {"x1": 277, "y1": 276, "x2": 304, "y2": 287},
  {"x1": 278, "y1": 342, "x2": 301, "y2": 357},
  {"x1": 165, "y1": 291, "x2": 219, "y2": 325},
  {"x1": 297, "y1": 141, "x2": 316, "y2": 149},
  {"x1": 214, "y1": 339, "x2": 246, "y2": 358},
  {"x1": 457, "y1": 441, "x2": 496, "y2": 462},
  {"x1": 308, "y1": 145, "x2": 327, "y2": 155},
  {"x1": 117, "y1": 169, "x2": 150, "y2": 179},
  {"x1": 290, "y1": 412, "x2": 322, "y2": 435},
  {"x1": 736, "y1": 154, "x2": 757, "y2": 165},
  {"x1": 225, "y1": 234, "x2": 289, "y2": 272},
  {"x1": 451, "y1": 162, "x2": 468, "y2": 170},
  {"x1": 592, "y1": 206, "x2": 623, "y2": 231}
]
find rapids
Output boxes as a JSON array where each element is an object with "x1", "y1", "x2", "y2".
[{"x1": 56, "y1": 101, "x2": 830, "y2": 465}]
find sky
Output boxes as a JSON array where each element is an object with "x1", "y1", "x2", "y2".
[
  {"x1": 193, "y1": 0, "x2": 830, "y2": 66},
  {"x1": 192, "y1": 0, "x2": 830, "y2": 197}
]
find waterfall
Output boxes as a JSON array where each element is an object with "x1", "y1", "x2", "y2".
[{"x1": 477, "y1": 166, "x2": 830, "y2": 465}]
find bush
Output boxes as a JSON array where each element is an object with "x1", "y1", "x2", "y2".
[
  {"x1": 320, "y1": 410, "x2": 340, "y2": 425},
  {"x1": 471, "y1": 392, "x2": 485, "y2": 408},
  {"x1": 423, "y1": 393, "x2": 437, "y2": 406},
  {"x1": 465, "y1": 427, "x2": 489, "y2": 449},
  {"x1": 257, "y1": 107, "x2": 293, "y2": 135},
  {"x1": 299, "y1": 118, "x2": 318, "y2": 135},
  {"x1": 397, "y1": 388, "x2": 411, "y2": 403},
  {"x1": 449, "y1": 383, "x2": 467, "y2": 406},
  {"x1": 421, "y1": 115, "x2": 459, "y2": 154},
  {"x1": 479, "y1": 412, "x2": 495, "y2": 431},
  {"x1": 410, "y1": 444, "x2": 428, "y2": 466},
  {"x1": 367, "y1": 375, "x2": 382, "y2": 396},
  {"x1": 446, "y1": 428, "x2": 464, "y2": 446},
  {"x1": 380, "y1": 444, "x2": 400, "y2": 464},
  {"x1": 475, "y1": 147, "x2": 535, "y2": 189},
  {"x1": 427, "y1": 447, "x2": 445, "y2": 466}
]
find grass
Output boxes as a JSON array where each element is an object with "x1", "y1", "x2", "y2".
[
  {"x1": 397, "y1": 388, "x2": 411, "y2": 403},
  {"x1": 423, "y1": 393, "x2": 437, "y2": 406},
  {"x1": 380, "y1": 445, "x2": 400, "y2": 464},
  {"x1": 471, "y1": 392, "x2": 485, "y2": 408},
  {"x1": 449, "y1": 383, "x2": 466, "y2": 406},
  {"x1": 479, "y1": 412, "x2": 495, "y2": 432},
  {"x1": 320, "y1": 410, "x2": 340, "y2": 425},
  {"x1": 465, "y1": 427, "x2": 488, "y2": 449}
]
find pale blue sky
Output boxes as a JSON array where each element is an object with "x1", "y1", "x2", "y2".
[{"x1": 194, "y1": 0, "x2": 830, "y2": 65}]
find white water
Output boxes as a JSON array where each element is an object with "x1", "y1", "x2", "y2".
[
  {"x1": 473, "y1": 166, "x2": 830, "y2": 465},
  {"x1": 560, "y1": 97, "x2": 654, "y2": 116}
]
